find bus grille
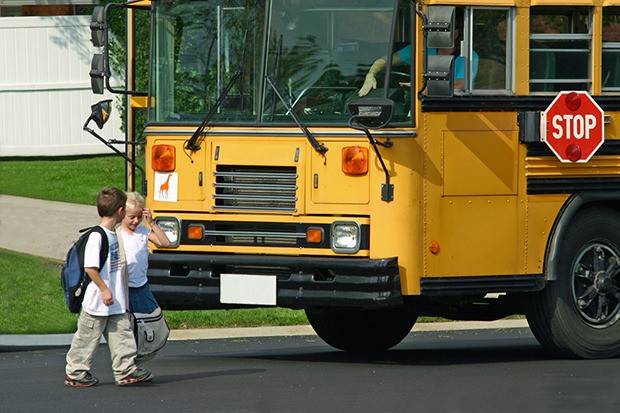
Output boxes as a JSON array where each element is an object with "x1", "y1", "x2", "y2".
[
  {"x1": 209, "y1": 222, "x2": 302, "y2": 247},
  {"x1": 213, "y1": 165, "x2": 297, "y2": 212}
]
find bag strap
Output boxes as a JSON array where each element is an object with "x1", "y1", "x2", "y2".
[
  {"x1": 86, "y1": 226, "x2": 109, "y2": 271},
  {"x1": 115, "y1": 227, "x2": 130, "y2": 312}
]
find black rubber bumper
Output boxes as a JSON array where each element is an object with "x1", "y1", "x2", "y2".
[{"x1": 147, "y1": 253, "x2": 402, "y2": 310}]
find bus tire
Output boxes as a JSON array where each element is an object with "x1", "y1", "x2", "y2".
[
  {"x1": 525, "y1": 207, "x2": 620, "y2": 359},
  {"x1": 305, "y1": 307, "x2": 416, "y2": 352}
]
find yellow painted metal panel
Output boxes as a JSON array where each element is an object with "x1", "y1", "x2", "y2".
[
  {"x1": 130, "y1": 96, "x2": 150, "y2": 109},
  {"x1": 525, "y1": 195, "x2": 568, "y2": 274},
  {"x1": 426, "y1": 196, "x2": 520, "y2": 276},
  {"x1": 311, "y1": 142, "x2": 370, "y2": 205},
  {"x1": 211, "y1": 138, "x2": 303, "y2": 166},
  {"x1": 526, "y1": 155, "x2": 620, "y2": 177},
  {"x1": 531, "y1": 0, "x2": 603, "y2": 5},
  {"x1": 442, "y1": 131, "x2": 518, "y2": 196}
]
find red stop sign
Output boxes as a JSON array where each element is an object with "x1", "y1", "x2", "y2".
[{"x1": 541, "y1": 91, "x2": 604, "y2": 163}]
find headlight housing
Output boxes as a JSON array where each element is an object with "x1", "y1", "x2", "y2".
[
  {"x1": 154, "y1": 217, "x2": 180, "y2": 247},
  {"x1": 331, "y1": 221, "x2": 361, "y2": 253}
]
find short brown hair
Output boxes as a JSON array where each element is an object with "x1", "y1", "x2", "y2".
[{"x1": 96, "y1": 186, "x2": 127, "y2": 217}]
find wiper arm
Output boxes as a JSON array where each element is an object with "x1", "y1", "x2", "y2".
[
  {"x1": 185, "y1": 68, "x2": 243, "y2": 151},
  {"x1": 266, "y1": 75, "x2": 328, "y2": 154},
  {"x1": 186, "y1": 30, "x2": 250, "y2": 151}
]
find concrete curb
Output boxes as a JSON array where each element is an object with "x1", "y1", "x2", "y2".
[{"x1": 0, "y1": 319, "x2": 529, "y2": 348}]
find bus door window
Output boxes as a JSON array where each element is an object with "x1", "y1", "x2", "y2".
[
  {"x1": 529, "y1": 7, "x2": 591, "y2": 93},
  {"x1": 471, "y1": 7, "x2": 513, "y2": 93},
  {"x1": 602, "y1": 7, "x2": 620, "y2": 92}
]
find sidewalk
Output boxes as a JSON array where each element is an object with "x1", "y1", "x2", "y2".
[
  {"x1": 0, "y1": 194, "x2": 98, "y2": 261},
  {"x1": 0, "y1": 195, "x2": 530, "y2": 348}
]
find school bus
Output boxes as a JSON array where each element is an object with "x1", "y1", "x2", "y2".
[{"x1": 87, "y1": 0, "x2": 620, "y2": 359}]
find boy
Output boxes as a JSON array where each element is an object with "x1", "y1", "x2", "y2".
[{"x1": 65, "y1": 187, "x2": 152, "y2": 387}]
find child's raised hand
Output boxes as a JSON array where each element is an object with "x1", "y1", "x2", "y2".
[{"x1": 143, "y1": 208, "x2": 154, "y2": 224}]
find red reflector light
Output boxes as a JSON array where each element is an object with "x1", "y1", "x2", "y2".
[
  {"x1": 342, "y1": 146, "x2": 368, "y2": 175},
  {"x1": 152, "y1": 145, "x2": 176, "y2": 172},
  {"x1": 566, "y1": 143, "x2": 582, "y2": 162},
  {"x1": 565, "y1": 92, "x2": 581, "y2": 111}
]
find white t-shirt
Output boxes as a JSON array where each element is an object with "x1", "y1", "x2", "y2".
[
  {"x1": 120, "y1": 225, "x2": 151, "y2": 288},
  {"x1": 82, "y1": 226, "x2": 127, "y2": 316}
]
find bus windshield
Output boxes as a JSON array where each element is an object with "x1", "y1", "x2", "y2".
[{"x1": 150, "y1": 0, "x2": 410, "y2": 125}]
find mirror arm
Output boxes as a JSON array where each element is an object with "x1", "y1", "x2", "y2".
[
  {"x1": 348, "y1": 116, "x2": 394, "y2": 202},
  {"x1": 83, "y1": 123, "x2": 147, "y2": 195}
]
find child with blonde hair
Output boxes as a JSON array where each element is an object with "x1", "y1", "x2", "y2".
[{"x1": 119, "y1": 192, "x2": 170, "y2": 314}]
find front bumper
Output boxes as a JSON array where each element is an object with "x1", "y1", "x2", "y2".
[{"x1": 147, "y1": 253, "x2": 402, "y2": 310}]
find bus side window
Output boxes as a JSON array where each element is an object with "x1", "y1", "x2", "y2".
[
  {"x1": 529, "y1": 8, "x2": 591, "y2": 93},
  {"x1": 602, "y1": 7, "x2": 620, "y2": 92},
  {"x1": 471, "y1": 8, "x2": 512, "y2": 92}
]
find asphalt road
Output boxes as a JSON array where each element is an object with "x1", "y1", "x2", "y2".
[{"x1": 3, "y1": 327, "x2": 620, "y2": 413}]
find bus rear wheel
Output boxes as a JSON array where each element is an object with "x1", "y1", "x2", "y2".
[
  {"x1": 526, "y1": 207, "x2": 620, "y2": 359},
  {"x1": 305, "y1": 307, "x2": 416, "y2": 352}
]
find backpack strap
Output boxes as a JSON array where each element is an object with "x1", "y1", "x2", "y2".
[{"x1": 87, "y1": 226, "x2": 110, "y2": 271}]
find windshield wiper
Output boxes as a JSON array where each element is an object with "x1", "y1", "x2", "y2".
[
  {"x1": 185, "y1": 30, "x2": 249, "y2": 151},
  {"x1": 184, "y1": 70, "x2": 242, "y2": 151},
  {"x1": 266, "y1": 75, "x2": 327, "y2": 154}
]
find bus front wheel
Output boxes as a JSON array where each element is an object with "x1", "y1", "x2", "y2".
[
  {"x1": 526, "y1": 207, "x2": 620, "y2": 359},
  {"x1": 305, "y1": 307, "x2": 416, "y2": 352}
]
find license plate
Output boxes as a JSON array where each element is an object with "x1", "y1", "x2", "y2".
[{"x1": 220, "y1": 273, "x2": 277, "y2": 305}]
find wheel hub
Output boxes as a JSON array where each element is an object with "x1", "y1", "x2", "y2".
[{"x1": 594, "y1": 272, "x2": 614, "y2": 295}]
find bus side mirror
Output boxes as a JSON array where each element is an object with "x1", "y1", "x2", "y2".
[
  {"x1": 347, "y1": 98, "x2": 394, "y2": 130},
  {"x1": 90, "y1": 6, "x2": 106, "y2": 47},
  {"x1": 424, "y1": 54, "x2": 454, "y2": 97},
  {"x1": 88, "y1": 100, "x2": 113, "y2": 129},
  {"x1": 424, "y1": 6, "x2": 455, "y2": 49},
  {"x1": 90, "y1": 54, "x2": 105, "y2": 95}
]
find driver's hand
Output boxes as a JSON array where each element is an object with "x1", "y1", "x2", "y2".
[{"x1": 358, "y1": 73, "x2": 377, "y2": 97}]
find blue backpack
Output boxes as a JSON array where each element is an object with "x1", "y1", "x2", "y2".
[{"x1": 61, "y1": 226, "x2": 109, "y2": 313}]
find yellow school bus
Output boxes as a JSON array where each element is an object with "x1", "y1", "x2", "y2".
[{"x1": 88, "y1": 0, "x2": 620, "y2": 358}]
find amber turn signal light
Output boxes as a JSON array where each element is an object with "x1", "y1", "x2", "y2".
[
  {"x1": 152, "y1": 144, "x2": 176, "y2": 172},
  {"x1": 342, "y1": 146, "x2": 368, "y2": 175},
  {"x1": 187, "y1": 225, "x2": 203, "y2": 240},
  {"x1": 306, "y1": 228, "x2": 324, "y2": 243}
]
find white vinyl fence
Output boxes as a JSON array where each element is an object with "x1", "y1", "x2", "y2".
[{"x1": 0, "y1": 15, "x2": 123, "y2": 157}]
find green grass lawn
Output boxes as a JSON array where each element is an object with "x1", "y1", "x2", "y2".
[{"x1": 0, "y1": 155, "x2": 131, "y2": 204}]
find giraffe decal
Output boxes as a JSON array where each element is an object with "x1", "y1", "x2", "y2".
[
  {"x1": 159, "y1": 173, "x2": 173, "y2": 198},
  {"x1": 154, "y1": 172, "x2": 178, "y2": 202}
]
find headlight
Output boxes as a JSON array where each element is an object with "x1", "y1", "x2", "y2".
[
  {"x1": 154, "y1": 217, "x2": 180, "y2": 247},
  {"x1": 331, "y1": 221, "x2": 361, "y2": 253}
]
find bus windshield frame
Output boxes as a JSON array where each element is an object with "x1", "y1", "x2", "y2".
[{"x1": 148, "y1": 0, "x2": 412, "y2": 126}]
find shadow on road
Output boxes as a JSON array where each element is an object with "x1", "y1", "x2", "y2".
[{"x1": 234, "y1": 328, "x2": 552, "y2": 366}]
